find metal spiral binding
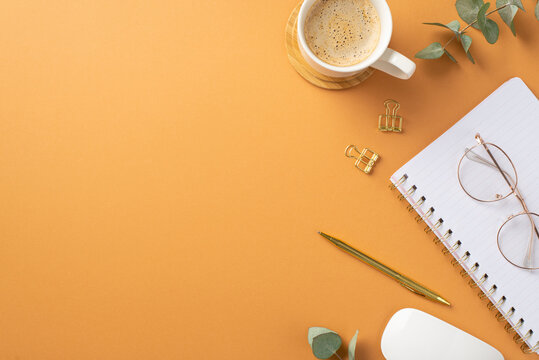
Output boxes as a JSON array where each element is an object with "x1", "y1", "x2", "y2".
[
  {"x1": 407, "y1": 196, "x2": 425, "y2": 212},
  {"x1": 515, "y1": 330, "x2": 533, "y2": 343},
  {"x1": 435, "y1": 229, "x2": 452, "y2": 245},
  {"x1": 391, "y1": 184, "x2": 537, "y2": 355},
  {"x1": 487, "y1": 296, "x2": 506, "y2": 311},
  {"x1": 416, "y1": 206, "x2": 434, "y2": 223},
  {"x1": 389, "y1": 174, "x2": 407, "y2": 190},
  {"x1": 451, "y1": 251, "x2": 470, "y2": 267},
  {"x1": 506, "y1": 318, "x2": 524, "y2": 333},
  {"x1": 461, "y1": 262, "x2": 479, "y2": 278},
  {"x1": 496, "y1": 307, "x2": 515, "y2": 322},
  {"x1": 442, "y1": 240, "x2": 461, "y2": 255},
  {"x1": 479, "y1": 285, "x2": 497, "y2": 300},
  {"x1": 398, "y1": 185, "x2": 416, "y2": 200},
  {"x1": 522, "y1": 341, "x2": 539, "y2": 353},
  {"x1": 425, "y1": 218, "x2": 443, "y2": 234},
  {"x1": 469, "y1": 273, "x2": 488, "y2": 288}
]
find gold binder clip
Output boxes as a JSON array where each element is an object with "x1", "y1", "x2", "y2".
[
  {"x1": 345, "y1": 145, "x2": 380, "y2": 174},
  {"x1": 378, "y1": 99, "x2": 403, "y2": 132}
]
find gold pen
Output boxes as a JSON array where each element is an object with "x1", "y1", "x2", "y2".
[{"x1": 318, "y1": 232, "x2": 451, "y2": 306}]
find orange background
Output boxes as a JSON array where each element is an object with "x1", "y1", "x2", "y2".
[{"x1": 0, "y1": 0, "x2": 538, "y2": 359}]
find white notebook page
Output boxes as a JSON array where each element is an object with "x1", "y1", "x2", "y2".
[{"x1": 390, "y1": 78, "x2": 539, "y2": 351}]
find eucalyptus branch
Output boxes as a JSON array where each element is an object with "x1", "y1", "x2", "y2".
[
  {"x1": 462, "y1": 3, "x2": 510, "y2": 32},
  {"x1": 415, "y1": 0, "x2": 539, "y2": 64},
  {"x1": 442, "y1": 35, "x2": 458, "y2": 49},
  {"x1": 442, "y1": 4, "x2": 508, "y2": 50}
]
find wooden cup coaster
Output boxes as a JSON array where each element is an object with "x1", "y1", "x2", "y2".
[{"x1": 285, "y1": 2, "x2": 375, "y2": 90}]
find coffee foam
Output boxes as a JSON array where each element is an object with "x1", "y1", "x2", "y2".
[{"x1": 304, "y1": 0, "x2": 381, "y2": 67}]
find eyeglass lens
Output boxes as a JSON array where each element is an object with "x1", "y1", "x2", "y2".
[{"x1": 458, "y1": 143, "x2": 516, "y2": 202}]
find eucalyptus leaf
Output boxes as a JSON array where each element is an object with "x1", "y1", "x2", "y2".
[
  {"x1": 447, "y1": 20, "x2": 461, "y2": 32},
  {"x1": 424, "y1": 21, "x2": 460, "y2": 34},
  {"x1": 483, "y1": 19, "x2": 500, "y2": 43},
  {"x1": 444, "y1": 49, "x2": 458, "y2": 62},
  {"x1": 509, "y1": 21, "x2": 516, "y2": 35},
  {"x1": 477, "y1": 1, "x2": 490, "y2": 27},
  {"x1": 496, "y1": 1, "x2": 518, "y2": 24},
  {"x1": 460, "y1": 34, "x2": 475, "y2": 63},
  {"x1": 477, "y1": 2, "x2": 488, "y2": 30},
  {"x1": 493, "y1": 0, "x2": 523, "y2": 9},
  {"x1": 456, "y1": 0, "x2": 484, "y2": 29},
  {"x1": 478, "y1": 3, "x2": 500, "y2": 43},
  {"x1": 535, "y1": 0, "x2": 539, "y2": 20},
  {"x1": 415, "y1": 42, "x2": 444, "y2": 59},
  {"x1": 509, "y1": 0, "x2": 524, "y2": 11},
  {"x1": 497, "y1": 0, "x2": 518, "y2": 35},
  {"x1": 348, "y1": 330, "x2": 359, "y2": 360},
  {"x1": 311, "y1": 333, "x2": 342, "y2": 359},
  {"x1": 460, "y1": 34, "x2": 473, "y2": 52},
  {"x1": 423, "y1": 22, "x2": 449, "y2": 27},
  {"x1": 466, "y1": 49, "x2": 476, "y2": 63},
  {"x1": 308, "y1": 327, "x2": 337, "y2": 346}
]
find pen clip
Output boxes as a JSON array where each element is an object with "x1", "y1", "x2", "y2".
[{"x1": 400, "y1": 282, "x2": 425, "y2": 297}]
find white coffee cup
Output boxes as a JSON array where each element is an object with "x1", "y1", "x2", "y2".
[{"x1": 297, "y1": 0, "x2": 416, "y2": 79}]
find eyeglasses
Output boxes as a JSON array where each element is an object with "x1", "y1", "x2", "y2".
[{"x1": 457, "y1": 133, "x2": 539, "y2": 270}]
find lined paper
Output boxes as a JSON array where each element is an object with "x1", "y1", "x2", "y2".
[{"x1": 390, "y1": 78, "x2": 539, "y2": 352}]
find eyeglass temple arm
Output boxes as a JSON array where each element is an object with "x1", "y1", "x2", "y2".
[
  {"x1": 475, "y1": 134, "x2": 537, "y2": 267},
  {"x1": 465, "y1": 148, "x2": 516, "y2": 186},
  {"x1": 515, "y1": 187, "x2": 539, "y2": 268},
  {"x1": 477, "y1": 136, "x2": 515, "y2": 191},
  {"x1": 464, "y1": 148, "x2": 538, "y2": 240}
]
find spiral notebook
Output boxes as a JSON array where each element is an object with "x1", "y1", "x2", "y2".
[{"x1": 390, "y1": 78, "x2": 539, "y2": 354}]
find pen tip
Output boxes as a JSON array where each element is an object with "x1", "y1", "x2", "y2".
[
  {"x1": 439, "y1": 297, "x2": 451, "y2": 306},
  {"x1": 318, "y1": 232, "x2": 334, "y2": 241}
]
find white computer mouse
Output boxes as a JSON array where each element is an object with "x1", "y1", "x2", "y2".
[{"x1": 381, "y1": 308, "x2": 504, "y2": 360}]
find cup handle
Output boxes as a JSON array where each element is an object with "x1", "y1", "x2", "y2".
[{"x1": 371, "y1": 48, "x2": 416, "y2": 80}]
